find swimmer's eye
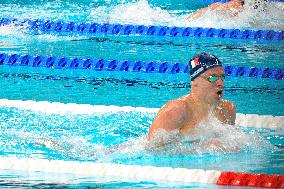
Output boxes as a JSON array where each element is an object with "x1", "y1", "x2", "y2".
[{"x1": 204, "y1": 75, "x2": 225, "y2": 83}]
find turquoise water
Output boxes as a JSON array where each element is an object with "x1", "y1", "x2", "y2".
[
  {"x1": 0, "y1": 0, "x2": 284, "y2": 188},
  {"x1": 0, "y1": 65, "x2": 283, "y2": 115},
  {"x1": 1, "y1": 34, "x2": 284, "y2": 68}
]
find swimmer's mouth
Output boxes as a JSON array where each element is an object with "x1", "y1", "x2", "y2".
[{"x1": 217, "y1": 90, "x2": 223, "y2": 96}]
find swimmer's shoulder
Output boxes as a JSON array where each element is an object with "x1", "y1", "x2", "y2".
[
  {"x1": 148, "y1": 97, "x2": 190, "y2": 140},
  {"x1": 160, "y1": 97, "x2": 189, "y2": 115},
  {"x1": 155, "y1": 97, "x2": 192, "y2": 124}
]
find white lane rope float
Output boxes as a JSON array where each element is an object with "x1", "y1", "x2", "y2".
[
  {"x1": 0, "y1": 99, "x2": 283, "y2": 129},
  {"x1": 0, "y1": 157, "x2": 283, "y2": 188}
]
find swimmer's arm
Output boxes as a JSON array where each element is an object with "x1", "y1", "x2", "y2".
[{"x1": 147, "y1": 100, "x2": 188, "y2": 142}]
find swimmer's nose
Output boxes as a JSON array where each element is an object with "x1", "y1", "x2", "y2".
[{"x1": 215, "y1": 78, "x2": 224, "y2": 86}]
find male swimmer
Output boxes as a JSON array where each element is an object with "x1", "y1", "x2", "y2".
[
  {"x1": 188, "y1": 0, "x2": 245, "y2": 19},
  {"x1": 147, "y1": 52, "x2": 236, "y2": 147},
  {"x1": 188, "y1": 0, "x2": 272, "y2": 20}
]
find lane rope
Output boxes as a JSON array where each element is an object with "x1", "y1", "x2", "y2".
[
  {"x1": 0, "y1": 17, "x2": 283, "y2": 41},
  {"x1": 0, "y1": 53, "x2": 283, "y2": 80},
  {"x1": 0, "y1": 99, "x2": 283, "y2": 129},
  {"x1": 0, "y1": 157, "x2": 283, "y2": 188}
]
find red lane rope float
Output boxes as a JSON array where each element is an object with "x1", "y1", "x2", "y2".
[{"x1": 217, "y1": 171, "x2": 284, "y2": 188}]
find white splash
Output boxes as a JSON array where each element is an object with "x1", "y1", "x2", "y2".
[
  {"x1": 0, "y1": 21, "x2": 89, "y2": 43},
  {"x1": 89, "y1": 0, "x2": 284, "y2": 30},
  {"x1": 89, "y1": 0, "x2": 187, "y2": 26},
  {"x1": 185, "y1": 1, "x2": 284, "y2": 30},
  {"x1": 146, "y1": 114, "x2": 275, "y2": 155},
  {"x1": 0, "y1": 24, "x2": 20, "y2": 36}
]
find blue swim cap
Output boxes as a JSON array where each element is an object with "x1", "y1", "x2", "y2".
[{"x1": 189, "y1": 52, "x2": 222, "y2": 81}]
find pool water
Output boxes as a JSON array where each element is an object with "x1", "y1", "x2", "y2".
[
  {"x1": 0, "y1": 66, "x2": 283, "y2": 188},
  {"x1": 0, "y1": 101, "x2": 282, "y2": 169},
  {"x1": 0, "y1": 0, "x2": 283, "y2": 188},
  {"x1": 0, "y1": 65, "x2": 283, "y2": 115},
  {"x1": 1, "y1": 0, "x2": 284, "y2": 29}
]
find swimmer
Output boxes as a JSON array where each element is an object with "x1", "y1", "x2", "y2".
[
  {"x1": 188, "y1": 0, "x2": 245, "y2": 19},
  {"x1": 147, "y1": 52, "x2": 236, "y2": 147}
]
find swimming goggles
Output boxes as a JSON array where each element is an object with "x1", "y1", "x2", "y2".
[{"x1": 204, "y1": 75, "x2": 225, "y2": 83}]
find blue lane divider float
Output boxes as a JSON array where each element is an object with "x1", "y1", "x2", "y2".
[
  {"x1": 0, "y1": 18, "x2": 283, "y2": 41},
  {"x1": 0, "y1": 53, "x2": 283, "y2": 80}
]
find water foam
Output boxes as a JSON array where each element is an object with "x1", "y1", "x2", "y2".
[
  {"x1": 0, "y1": 22, "x2": 88, "y2": 46},
  {"x1": 0, "y1": 24, "x2": 21, "y2": 36},
  {"x1": 146, "y1": 113, "x2": 275, "y2": 156},
  {"x1": 90, "y1": 0, "x2": 186, "y2": 26},
  {"x1": 89, "y1": 0, "x2": 284, "y2": 30},
  {"x1": 186, "y1": 0, "x2": 284, "y2": 30}
]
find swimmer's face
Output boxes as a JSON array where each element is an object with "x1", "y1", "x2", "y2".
[{"x1": 194, "y1": 67, "x2": 225, "y2": 103}]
